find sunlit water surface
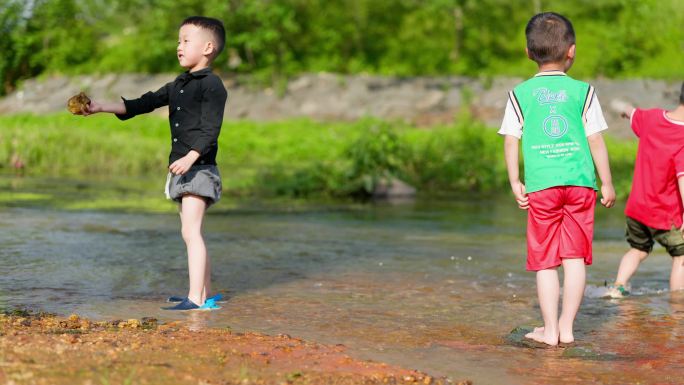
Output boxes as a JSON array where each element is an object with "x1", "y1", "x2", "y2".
[{"x1": 1, "y1": 192, "x2": 682, "y2": 384}]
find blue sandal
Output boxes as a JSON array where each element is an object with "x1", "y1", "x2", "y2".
[
  {"x1": 167, "y1": 293, "x2": 223, "y2": 303},
  {"x1": 198, "y1": 298, "x2": 221, "y2": 310}
]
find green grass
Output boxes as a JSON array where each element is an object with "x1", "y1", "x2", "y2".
[{"x1": 0, "y1": 113, "x2": 638, "y2": 201}]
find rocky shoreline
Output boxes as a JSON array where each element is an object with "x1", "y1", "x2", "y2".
[
  {"x1": 1, "y1": 73, "x2": 680, "y2": 138},
  {"x1": 0, "y1": 310, "x2": 470, "y2": 385}
]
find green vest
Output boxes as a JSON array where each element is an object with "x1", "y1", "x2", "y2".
[{"x1": 510, "y1": 73, "x2": 597, "y2": 193}]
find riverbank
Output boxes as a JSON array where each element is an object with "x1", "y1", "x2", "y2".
[
  {"x1": 0, "y1": 310, "x2": 465, "y2": 385},
  {"x1": 1, "y1": 73, "x2": 680, "y2": 134},
  {"x1": 0, "y1": 114, "x2": 637, "y2": 202}
]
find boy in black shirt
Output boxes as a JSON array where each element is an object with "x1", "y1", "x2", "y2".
[{"x1": 76, "y1": 16, "x2": 227, "y2": 310}]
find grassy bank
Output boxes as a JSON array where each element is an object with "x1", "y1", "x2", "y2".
[{"x1": 0, "y1": 113, "x2": 637, "y2": 199}]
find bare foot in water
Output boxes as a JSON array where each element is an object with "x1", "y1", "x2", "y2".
[
  {"x1": 531, "y1": 325, "x2": 574, "y2": 344},
  {"x1": 558, "y1": 320, "x2": 574, "y2": 344},
  {"x1": 525, "y1": 326, "x2": 559, "y2": 346}
]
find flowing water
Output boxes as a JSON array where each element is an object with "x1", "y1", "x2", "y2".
[{"x1": 1, "y1": 180, "x2": 682, "y2": 384}]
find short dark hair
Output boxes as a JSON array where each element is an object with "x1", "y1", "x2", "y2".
[
  {"x1": 181, "y1": 16, "x2": 226, "y2": 60},
  {"x1": 680, "y1": 82, "x2": 684, "y2": 105},
  {"x1": 525, "y1": 12, "x2": 575, "y2": 65}
]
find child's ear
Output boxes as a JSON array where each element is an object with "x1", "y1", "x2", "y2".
[
  {"x1": 567, "y1": 44, "x2": 576, "y2": 60},
  {"x1": 525, "y1": 47, "x2": 533, "y2": 60},
  {"x1": 203, "y1": 41, "x2": 215, "y2": 56}
]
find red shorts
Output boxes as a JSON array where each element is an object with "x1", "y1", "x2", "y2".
[{"x1": 526, "y1": 186, "x2": 596, "y2": 271}]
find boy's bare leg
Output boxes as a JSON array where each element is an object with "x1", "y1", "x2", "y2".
[
  {"x1": 615, "y1": 248, "x2": 649, "y2": 286},
  {"x1": 203, "y1": 252, "x2": 212, "y2": 299},
  {"x1": 525, "y1": 268, "x2": 560, "y2": 346},
  {"x1": 180, "y1": 194, "x2": 208, "y2": 306},
  {"x1": 558, "y1": 258, "x2": 585, "y2": 344},
  {"x1": 671, "y1": 256, "x2": 684, "y2": 292}
]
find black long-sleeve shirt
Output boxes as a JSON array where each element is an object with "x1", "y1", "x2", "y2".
[{"x1": 116, "y1": 67, "x2": 228, "y2": 166}]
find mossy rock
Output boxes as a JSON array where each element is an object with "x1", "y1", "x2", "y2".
[
  {"x1": 561, "y1": 346, "x2": 622, "y2": 361},
  {"x1": 505, "y1": 326, "x2": 548, "y2": 349}
]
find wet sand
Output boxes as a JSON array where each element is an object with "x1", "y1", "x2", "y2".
[{"x1": 0, "y1": 311, "x2": 471, "y2": 385}]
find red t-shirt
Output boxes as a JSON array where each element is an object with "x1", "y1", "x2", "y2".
[{"x1": 625, "y1": 108, "x2": 684, "y2": 229}]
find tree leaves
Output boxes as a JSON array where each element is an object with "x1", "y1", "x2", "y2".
[{"x1": 0, "y1": 0, "x2": 682, "y2": 95}]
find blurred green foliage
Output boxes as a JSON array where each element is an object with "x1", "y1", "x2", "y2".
[
  {"x1": 0, "y1": 113, "x2": 638, "y2": 199},
  {"x1": 1, "y1": 0, "x2": 682, "y2": 94}
]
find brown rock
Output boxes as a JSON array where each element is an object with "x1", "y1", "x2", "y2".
[{"x1": 66, "y1": 92, "x2": 90, "y2": 114}]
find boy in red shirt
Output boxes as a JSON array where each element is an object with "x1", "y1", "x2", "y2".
[{"x1": 608, "y1": 83, "x2": 684, "y2": 298}]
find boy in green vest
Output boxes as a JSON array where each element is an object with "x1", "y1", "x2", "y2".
[{"x1": 499, "y1": 12, "x2": 615, "y2": 346}]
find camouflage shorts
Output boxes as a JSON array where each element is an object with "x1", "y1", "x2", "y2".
[{"x1": 625, "y1": 216, "x2": 684, "y2": 256}]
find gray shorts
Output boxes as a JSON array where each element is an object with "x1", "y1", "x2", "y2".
[{"x1": 165, "y1": 165, "x2": 222, "y2": 207}]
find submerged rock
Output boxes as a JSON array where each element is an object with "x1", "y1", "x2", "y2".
[
  {"x1": 562, "y1": 346, "x2": 622, "y2": 361},
  {"x1": 504, "y1": 326, "x2": 553, "y2": 349}
]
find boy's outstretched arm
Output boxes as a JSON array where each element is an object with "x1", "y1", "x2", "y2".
[
  {"x1": 587, "y1": 133, "x2": 616, "y2": 207},
  {"x1": 79, "y1": 100, "x2": 126, "y2": 116},
  {"x1": 76, "y1": 84, "x2": 170, "y2": 118},
  {"x1": 504, "y1": 135, "x2": 529, "y2": 209},
  {"x1": 609, "y1": 99, "x2": 635, "y2": 120}
]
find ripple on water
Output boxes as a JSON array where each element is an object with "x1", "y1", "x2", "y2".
[{"x1": 1, "y1": 201, "x2": 682, "y2": 385}]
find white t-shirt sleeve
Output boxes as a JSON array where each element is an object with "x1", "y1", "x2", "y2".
[
  {"x1": 498, "y1": 91, "x2": 607, "y2": 138},
  {"x1": 498, "y1": 98, "x2": 523, "y2": 138},
  {"x1": 583, "y1": 93, "x2": 608, "y2": 136}
]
